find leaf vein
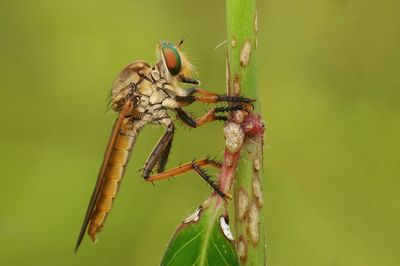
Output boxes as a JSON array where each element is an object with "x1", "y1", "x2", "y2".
[
  {"x1": 166, "y1": 231, "x2": 202, "y2": 266},
  {"x1": 212, "y1": 238, "x2": 229, "y2": 266}
]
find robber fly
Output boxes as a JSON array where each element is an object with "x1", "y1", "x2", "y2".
[{"x1": 74, "y1": 40, "x2": 252, "y2": 252}]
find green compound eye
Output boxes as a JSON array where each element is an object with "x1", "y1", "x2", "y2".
[{"x1": 161, "y1": 43, "x2": 182, "y2": 76}]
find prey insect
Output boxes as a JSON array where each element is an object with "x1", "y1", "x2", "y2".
[{"x1": 75, "y1": 40, "x2": 252, "y2": 252}]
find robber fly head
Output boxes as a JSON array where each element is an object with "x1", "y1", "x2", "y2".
[{"x1": 158, "y1": 41, "x2": 195, "y2": 82}]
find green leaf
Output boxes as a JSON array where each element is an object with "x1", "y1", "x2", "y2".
[{"x1": 161, "y1": 196, "x2": 239, "y2": 266}]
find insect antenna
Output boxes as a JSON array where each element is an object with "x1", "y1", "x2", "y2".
[{"x1": 178, "y1": 31, "x2": 190, "y2": 47}]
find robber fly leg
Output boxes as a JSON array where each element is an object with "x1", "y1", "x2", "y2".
[
  {"x1": 177, "y1": 75, "x2": 200, "y2": 85},
  {"x1": 141, "y1": 123, "x2": 175, "y2": 179},
  {"x1": 147, "y1": 157, "x2": 222, "y2": 180},
  {"x1": 175, "y1": 87, "x2": 254, "y2": 105},
  {"x1": 146, "y1": 157, "x2": 231, "y2": 199},
  {"x1": 191, "y1": 162, "x2": 228, "y2": 200},
  {"x1": 175, "y1": 105, "x2": 246, "y2": 128}
]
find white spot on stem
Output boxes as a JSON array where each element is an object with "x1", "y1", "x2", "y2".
[
  {"x1": 238, "y1": 189, "x2": 249, "y2": 221},
  {"x1": 240, "y1": 40, "x2": 252, "y2": 66},
  {"x1": 253, "y1": 157, "x2": 261, "y2": 171},
  {"x1": 220, "y1": 216, "x2": 234, "y2": 241},
  {"x1": 233, "y1": 76, "x2": 240, "y2": 95},
  {"x1": 249, "y1": 202, "x2": 260, "y2": 244},
  {"x1": 253, "y1": 177, "x2": 263, "y2": 207},
  {"x1": 237, "y1": 237, "x2": 247, "y2": 260},
  {"x1": 231, "y1": 37, "x2": 237, "y2": 47},
  {"x1": 224, "y1": 122, "x2": 245, "y2": 153}
]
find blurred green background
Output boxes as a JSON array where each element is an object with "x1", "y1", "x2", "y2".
[{"x1": 0, "y1": 0, "x2": 399, "y2": 265}]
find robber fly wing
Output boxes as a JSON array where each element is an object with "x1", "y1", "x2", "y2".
[{"x1": 75, "y1": 100, "x2": 133, "y2": 252}]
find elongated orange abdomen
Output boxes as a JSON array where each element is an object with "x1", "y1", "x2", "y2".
[{"x1": 87, "y1": 123, "x2": 140, "y2": 240}]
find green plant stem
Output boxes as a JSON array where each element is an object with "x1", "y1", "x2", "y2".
[{"x1": 226, "y1": 0, "x2": 266, "y2": 265}]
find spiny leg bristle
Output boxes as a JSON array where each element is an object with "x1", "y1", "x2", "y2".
[{"x1": 192, "y1": 163, "x2": 227, "y2": 199}]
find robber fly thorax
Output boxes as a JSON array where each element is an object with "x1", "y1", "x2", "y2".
[
  {"x1": 110, "y1": 43, "x2": 195, "y2": 128},
  {"x1": 75, "y1": 41, "x2": 253, "y2": 252}
]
